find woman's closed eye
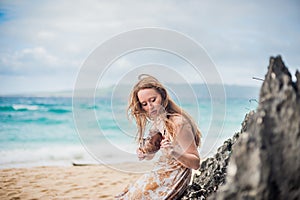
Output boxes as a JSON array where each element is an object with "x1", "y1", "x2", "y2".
[{"x1": 141, "y1": 97, "x2": 156, "y2": 107}]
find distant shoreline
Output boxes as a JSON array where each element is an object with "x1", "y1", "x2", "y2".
[{"x1": 0, "y1": 84, "x2": 260, "y2": 99}]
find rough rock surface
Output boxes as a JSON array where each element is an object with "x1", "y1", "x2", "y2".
[
  {"x1": 181, "y1": 56, "x2": 300, "y2": 200},
  {"x1": 180, "y1": 112, "x2": 253, "y2": 200}
]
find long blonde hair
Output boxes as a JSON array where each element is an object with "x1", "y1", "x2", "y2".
[{"x1": 127, "y1": 74, "x2": 201, "y2": 147}]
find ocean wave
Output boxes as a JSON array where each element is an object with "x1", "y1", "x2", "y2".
[
  {"x1": 48, "y1": 108, "x2": 71, "y2": 113},
  {"x1": 12, "y1": 104, "x2": 39, "y2": 111},
  {"x1": 0, "y1": 145, "x2": 93, "y2": 168},
  {"x1": 16, "y1": 117, "x2": 66, "y2": 124},
  {"x1": 79, "y1": 104, "x2": 100, "y2": 110},
  {"x1": 0, "y1": 104, "x2": 40, "y2": 112},
  {"x1": 0, "y1": 104, "x2": 72, "y2": 114},
  {"x1": 0, "y1": 105, "x2": 15, "y2": 111},
  {"x1": 0, "y1": 144, "x2": 137, "y2": 169}
]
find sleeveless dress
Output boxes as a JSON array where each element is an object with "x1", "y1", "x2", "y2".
[
  {"x1": 116, "y1": 115, "x2": 197, "y2": 199},
  {"x1": 115, "y1": 144, "x2": 192, "y2": 199}
]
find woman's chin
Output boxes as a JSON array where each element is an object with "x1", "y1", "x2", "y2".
[
  {"x1": 149, "y1": 114, "x2": 158, "y2": 120},
  {"x1": 149, "y1": 110, "x2": 157, "y2": 117}
]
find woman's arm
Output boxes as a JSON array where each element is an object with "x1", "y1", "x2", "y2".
[{"x1": 161, "y1": 116, "x2": 200, "y2": 170}]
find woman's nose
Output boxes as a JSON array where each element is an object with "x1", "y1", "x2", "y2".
[{"x1": 148, "y1": 102, "x2": 154, "y2": 110}]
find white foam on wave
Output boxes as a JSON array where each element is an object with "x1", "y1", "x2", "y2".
[
  {"x1": 0, "y1": 142, "x2": 140, "y2": 169},
  {"x1": 12, "y1": 104, "x2": 39, "y2": 111},
  {"x1": 0, "y1": 145, "x2": 94, "y2": 169}
]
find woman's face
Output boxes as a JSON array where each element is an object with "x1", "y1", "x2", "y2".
[{"x1": 137, "y1": 88, "x2": 163, "y2": 118}]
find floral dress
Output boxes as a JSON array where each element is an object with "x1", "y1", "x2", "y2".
[{"x1": 116, "y1": 141, "x2": 192, "y2": 199}]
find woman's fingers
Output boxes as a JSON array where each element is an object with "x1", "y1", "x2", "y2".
[
  {"x1": 160, "y1": 139, "x2": 173, "y2": 148},
  {"x1": 137, "y1": 148, "x2": 146, "y2": 160}
]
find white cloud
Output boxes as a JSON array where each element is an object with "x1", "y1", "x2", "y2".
[
  {"x1": 0, "y1": 46, "x2": 77, "y2": 76},
  {"x1": 37, "y1": 31, "x2": 56, "y2": 40},
  {"x1": 0, "y1": 0, "x2": 299, "y2": 94}
]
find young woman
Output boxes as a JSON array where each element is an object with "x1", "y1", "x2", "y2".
[{"x1": 116, "y1": 74, "x2": 201, "y2": 199}]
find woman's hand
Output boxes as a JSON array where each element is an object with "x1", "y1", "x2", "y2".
[
  {"x1": 137, "y1": 148, "x2": 156, "y2": 161},
  {"x1": 137, "y1": 148, "x2": 146, "y2": 161},
  {"x1": 160, "y1": 138, "x2": 182, "y2": 156},
  {"x1": 160, "y1": 138, "x2": 173, "y2": 151}
]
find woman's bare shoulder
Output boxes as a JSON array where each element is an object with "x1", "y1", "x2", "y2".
[{"x1": 169, "y1": 114, "x2": 189, "y2": 126}]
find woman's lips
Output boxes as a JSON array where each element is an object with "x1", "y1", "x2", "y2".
[{"x1": 150, "y1": 110, "x2": 157, "y2": 115}]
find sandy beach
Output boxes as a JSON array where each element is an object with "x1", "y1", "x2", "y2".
[{"x1": 0, "y1": 162, "x2": 154, "y2": 200}]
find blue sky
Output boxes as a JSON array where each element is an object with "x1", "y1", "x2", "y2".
[{"x1": 0, "y1": 0, "x2": 300, "y2": 95}]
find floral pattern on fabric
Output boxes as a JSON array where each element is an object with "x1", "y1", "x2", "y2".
[{"x1": 116, "y1": 150, "x2": 192, "y2": 200}]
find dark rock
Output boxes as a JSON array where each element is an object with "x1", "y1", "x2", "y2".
[
  {"x1": 296, "y1": 70, "x2": 300, "y2": 94},
  {"x1": 181, "y1": 55, "x2": 300, "y2": 200},
  {"x1": 209, "y1": 55, "x2": 300, "y2": 199},
  {"x1": 181, "y1": 111, "x2": 254, "y2": 200}
]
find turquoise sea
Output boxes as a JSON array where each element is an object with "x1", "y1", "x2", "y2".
[{"x1": 0, "y1": 89, "x2": 259, "y2": 169}]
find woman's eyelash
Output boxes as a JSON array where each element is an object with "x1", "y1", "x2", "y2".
[{"x1": 141, "y1": 97, "x2": 156, "y2": 106}]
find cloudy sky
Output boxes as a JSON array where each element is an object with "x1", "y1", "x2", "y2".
[{"x1": 0, "y1": 0, "x2": 299, "y2": 95}]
